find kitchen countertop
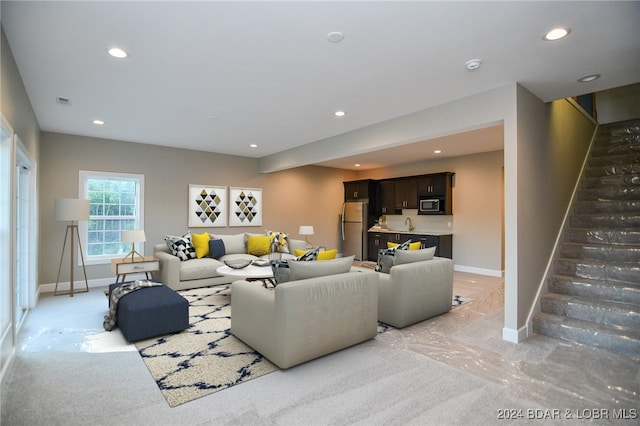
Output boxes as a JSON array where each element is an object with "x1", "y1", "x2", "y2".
[{"x1": 368, "y1": 227, "x2": 452, "y2": 236}]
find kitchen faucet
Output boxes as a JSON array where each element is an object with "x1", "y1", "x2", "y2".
[{"x1": 405, "y1": 217, "x2": 415, "y2": 231}]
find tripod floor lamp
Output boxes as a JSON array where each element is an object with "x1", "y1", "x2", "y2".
[{"x1": 54, "y1": 198, "x2": 90, "y2": 297}]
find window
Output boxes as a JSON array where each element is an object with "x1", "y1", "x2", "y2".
[{"x1": 79, "y1": 171, "x2": 144, "y2": 265}]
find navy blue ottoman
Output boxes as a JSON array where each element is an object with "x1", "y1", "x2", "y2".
[{"x1": 108, "y1": 282, "x2": 189, "y2": 342}]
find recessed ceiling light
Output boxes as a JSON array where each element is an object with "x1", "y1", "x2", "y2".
[
  {"x1": 434, "y1": 150, "x2": 442, "y2": 154},
  {"x1": 354, "y1": 163, "x2": 361, "y2": 167},
  {"x1": 327, "y1": 32, "x2": 344, "y2": 43},
  {"x1": 250, "y1": 144, "x2": 258, "y2": 148},
  {"x1": 92, "y1": 119, "x2": 105, "y2": 125},
  {"x1": 108, "y1": 47, "x2": 128, "y2": 58},
  {"x1": 465, "y1": 59, "x2": 482, "y2": 71},
  {"x1": 578, "y1": 74, "x2": 601, "y2": 83},
  {"x1": 544, "y1": 27, "x2": 571, "y2": 41},
  {"x1": 334, "y1": 110, "x2": 346, "y2": 117}
]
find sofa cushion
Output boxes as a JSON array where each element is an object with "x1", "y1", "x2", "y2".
[
  {"x1": 267, "y1": 230, "x2": 290, "y2": 254},
  {"x1": 164, "y1": 233, "x2": 197, "y2": 261},
  {"x1": 217, "y1": 233, "x2": 246, "y2": 254},
  {"x1": 288, "y1": 255, "x2": 354, "y2": 281},
  {"x1": 180, "y1": 258, "x2": 223, "y2": 281},
  {"x1": 394, "y1": 246, "x2": 436, "y2": 265},
  {"x1": 191, "y1": 231, "x2": 211, "y2": 258},
  {"x1": 208, "y1": 239, "x2": 226, "y2": 258},
  {"x1": 247, "y1": 235, "x2": 271, "y2": 256}
]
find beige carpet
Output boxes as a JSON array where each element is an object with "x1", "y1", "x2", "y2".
[
  {"x1": 135, "y1": 281, "x2": 472, "y2": 408},
  {"x1": 134, "y1": 285, "x2": 277, "y2": 407}
]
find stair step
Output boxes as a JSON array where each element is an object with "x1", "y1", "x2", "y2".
[
  {"x1": 588, "y1": 153, "x2": 640, "y2": 168},
  {"x1": 553, "y1": 258, "x2": 640, "y2": 283},
  {"x1": 547, "y1": 274, "x2": 640, "y2": 305},
  {"x1": 591, "y1": 140, "x2": 640, "y2": 157},
  {"x1": 540, "y1": 293, "x2": 640, "y2": 331},
  {"x1": 585, "y1": 163, "x2": 640, "y2": 178},
  {"x1": 573, "y1": 200, "x2": 640, "y2": 214},
  {"x1": 564, "y1": 228, "x2": 640, "y2": 246},
  {"x1": 578, "y1": 186, "x2": 640, "y2": 201},
  {"x1": 558, "y1": 242, "x2": 640, "y2": 262},
  {"x1": 581, "y1": 174, "x2": 640, "y2": 189},
  {"x1": 569, "y1": 212, "x2": 640, "y2": 228},
  {"x1": 532, "y1": 312, "x2": 640, "y2": 360}
]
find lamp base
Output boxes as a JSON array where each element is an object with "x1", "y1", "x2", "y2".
[
  {"x1": 54, "y1": 224, "x2": 89, "y2": 297},
  {"x1": 122, "y1": 249, "x2": 145, "y2": 263}
]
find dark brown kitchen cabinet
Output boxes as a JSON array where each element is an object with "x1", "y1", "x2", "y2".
[
  {"x1": 394, "y1": 177, "x2": 417, "y2": 209},
  {"x1": 417, "y1": 172, "x2": 453, "y2": 196},
  {"x1": 344, "y1": 180, "x2": 376, "y2": 201},
  {"x1": 367, "y1": 232, "x2": 389, "y2": 261},
  {"x1": 378, "y1": 180, "x2": 396, "y2": 214}
]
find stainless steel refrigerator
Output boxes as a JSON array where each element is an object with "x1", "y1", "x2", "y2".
[{"x1": 341, "y1": 201, "x2": 368, "y2": 260}]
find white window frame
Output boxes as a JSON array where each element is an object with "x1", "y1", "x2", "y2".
[{"x1": 79, "y1": 170, "x2": 145, "y2": 266}]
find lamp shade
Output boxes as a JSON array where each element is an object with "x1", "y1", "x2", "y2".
[
  {"x1": 121, "y1": 230, "x2": 146, "y2": 243},
  {"x1": 55, "y1": 199, "x2": 90, "y2": 221},
  {"x1": 299, "y1": 225, "x2": 314, "y2": 235}
]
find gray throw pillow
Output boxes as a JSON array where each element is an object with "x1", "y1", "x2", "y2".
[
  {"x1": 288, "y1": 255, "x2": 354, "y2": 281},
  {"x1": 375, "y1": 248, "x2": 396, "y2": 273},
  {"x1": 394, "y1": 246, "x2": 436, "y2": 265}
]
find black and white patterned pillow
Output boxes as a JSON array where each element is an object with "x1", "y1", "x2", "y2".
[
  {"x1": 164, "y1": 233, "x2": 197, "y2": 261},
  {"x1": 296, "y1": 247, "x2": 320, "y2": 261},
  {"x1": 375, "y1": 239, "x2": 412, "y2": 273}
]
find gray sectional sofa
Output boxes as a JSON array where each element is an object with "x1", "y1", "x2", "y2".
[{"x1": 153, "y1": 233, "x2": 307, "y2": 291}]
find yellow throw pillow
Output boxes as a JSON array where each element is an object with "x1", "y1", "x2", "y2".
[
  {"x1": 317, "y1": 249, "x2": 337, "y2": 260},
  {"x1": 387, "y1": 241, "x2": 421, "y2": 250},
  {"x1": 294, "y1": 248, "x2": 309, "y2": 257},
  {"x1": 295, "y1": 248, "x2": 338, "y2": 260},
  {"x1": 247, "y1": 235, "x2": 271, "y2": 256},
  {"x1": 191, "y1": 232, "x2": 210, "y2": 258}
]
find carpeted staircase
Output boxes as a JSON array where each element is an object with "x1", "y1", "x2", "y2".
[{"x1": 533, "y1": 118, "x2": 640, "y2": 360}]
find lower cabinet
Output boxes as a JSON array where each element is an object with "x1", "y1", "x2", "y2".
[{"x1": 367, "y1": 233, "x2": 452, "y2": 261}]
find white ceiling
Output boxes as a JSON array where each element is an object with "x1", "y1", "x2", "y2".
[{"x1": 2, "y1": 1, "x2": 639, "y2": 170}]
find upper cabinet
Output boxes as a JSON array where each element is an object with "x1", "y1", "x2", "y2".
[
  {"x1": 344, "y1": 179, "x2": 376, "y2": 201},
  {"x1": 417, "y1": 172, "x2": 453, "y2": 196},
  {"x1": 378, "y1": 180, "x2": 396, "y2": 214},
  {"x1": 394, "y1": 177, "x2": 417, "y2": 209}
]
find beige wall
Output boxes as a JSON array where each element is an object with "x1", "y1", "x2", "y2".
[
  {"x1": 596, "y1": 82, "x2": 640, "y2": 124},
  {"x1": 39, "y1": 132, "x2": 357, "y2": 284},
  {"x1": 358, "y1": 150, "x2": 504, "y2": 275},
  {"x1": 512, "y1": 90, "x2": 596, "y2": 335}
]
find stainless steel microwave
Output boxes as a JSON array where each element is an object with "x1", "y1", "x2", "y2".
[{"x1": 419, "y1": 198, "x2": 440, "y2": 213}]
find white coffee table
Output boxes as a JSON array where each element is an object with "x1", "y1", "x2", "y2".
[{"x1": 216, "y1": 264, "x2": 274, "y2": 285}]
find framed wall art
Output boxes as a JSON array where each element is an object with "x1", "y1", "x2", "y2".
[
  {"x1": 229, "y1": 187, "x2": 262, "y2": 227},
  {"x1": 188, "y1": 185, "x2": 227, "y2": 227}
]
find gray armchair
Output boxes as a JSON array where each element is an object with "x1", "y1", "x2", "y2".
[{"x1": 377, "y1": 256, "x2": 454, "y2": 328}]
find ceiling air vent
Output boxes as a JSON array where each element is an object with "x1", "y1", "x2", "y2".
[{"x1": 55, "y1": 96, "x2": 71, "y2": 106}]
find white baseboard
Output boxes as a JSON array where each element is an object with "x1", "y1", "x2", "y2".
[
  {"x1": 39, "y1": 274, "x2": 150, "y2": 294},
  {"x1": 454, "y1": 264, "x2": 503, "y2": 277},
  {"x1": 502, "y1": 325, "x2": 528, "y2": 343}
]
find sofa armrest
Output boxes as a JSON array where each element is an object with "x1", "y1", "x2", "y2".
[
  {"x1": 153, "y1": 249, "x2": 181, "y2": 288},
  {"x1": 230, "y1": 280, "x2": 276, "y2": 357}
]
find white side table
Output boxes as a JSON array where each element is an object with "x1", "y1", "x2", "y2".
[{"x1": 111, "y1": 256, "x2": 160, "y2": 283}]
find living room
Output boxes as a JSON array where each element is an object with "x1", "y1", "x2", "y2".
[{"x1": 2, "y1": 2, "x2": 640, "y2": 424}]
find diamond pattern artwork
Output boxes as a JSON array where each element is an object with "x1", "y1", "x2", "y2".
[
  {"x1": 229, "y1": 187, "x2": 262, "y2": 226},
  {"x1": 188, "y1": 185, "x2": 227, "y2": 227}
]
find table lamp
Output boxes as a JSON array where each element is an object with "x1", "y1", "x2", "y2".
[
  {"x1": 299, "y1": 225, "x2": 315, "y2": 248},
  {"x1": 122, "y1": 230, "x2": 146, "y2": 262},
  {"x1": 54, "y1": 198, "x2": 90, "y2": 297}
]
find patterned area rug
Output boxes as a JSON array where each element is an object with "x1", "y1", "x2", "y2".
[
  {"x1": 134, "y1": 285, "x2": 276, "y2": 407},
  {"x1": 135, "y1": 282, "x2": 473, "y2": 408}
]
